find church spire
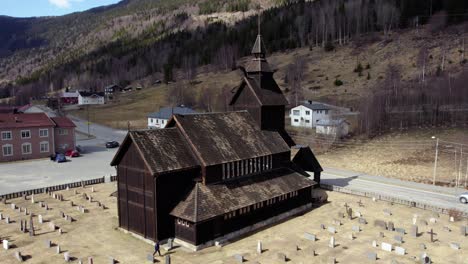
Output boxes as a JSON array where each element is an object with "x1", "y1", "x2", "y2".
[{"x1": 245, "y1": 14, "x2": 272, "y2": 74}]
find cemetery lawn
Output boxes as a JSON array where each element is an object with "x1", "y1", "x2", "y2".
[{"x1": 0, "y1": 183, "x2": 467, "y2": 263}]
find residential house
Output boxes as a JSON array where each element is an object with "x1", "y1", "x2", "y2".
[
  {"x1": 111, "y1": 34, "x2": 322, "y2": 251},
  {"x1": 147, "y1": 106, "x2": 196, "y2": 129},
  {"x1": 61, "y1": 91, "x2": 79, "y2": 105},
  {"x1": 51, "y1": 117, "x2": 77, "y2": 153},
  {"x1": 78, "y1": 92, "x2": 105, "y2": 105},
  {"x1": 104, "y1": 84, "x2": 121, "y2": 95},
  {"x1": 0, "y1": 113, "x2": 76, "y2": 162},
  {"x1": 316, "y1": 118, "x2": 350, "y2": 138},
  {"x1": 290, "y1": 102, "x2": 332, "y2": 128}
]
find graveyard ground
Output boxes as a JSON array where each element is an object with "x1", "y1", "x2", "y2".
[{"x1": 0, "y1": 183, "x2": 467, "y2": 264}]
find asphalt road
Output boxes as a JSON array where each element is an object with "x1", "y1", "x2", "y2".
[
  {"x1": 69, "y1": 116, "x2": 127, "y2": 146},
  {"x1": 319, "y1": 167, "x2": 468, "y2": 214}
]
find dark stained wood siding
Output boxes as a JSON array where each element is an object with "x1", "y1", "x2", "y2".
[
  {"x1": 156, "y1": 169, "x2": 199, "y2": 240},
  {"x1": 261, "y1": 105, "x2": 285, "y2": 131},
  {"x1": 231, "y1": 83, "x2": 262, "y2": 127},
  {"x1": 117, "y1": 141, "x2": 156, "y2": 240}
]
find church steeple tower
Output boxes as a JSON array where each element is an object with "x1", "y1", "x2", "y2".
[{"x1": 245, "y1": 17, "x2": 273, "y2": 74}]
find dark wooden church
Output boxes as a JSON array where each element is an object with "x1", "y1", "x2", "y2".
[{"x1": 111, "y1": 34, "x2": 323, "y2": 250}]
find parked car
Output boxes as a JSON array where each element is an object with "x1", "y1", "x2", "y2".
[
  {"x1": 106, "y1": 141, "x2": 120, "y2": 148},
  {"x1": 55, "y1": 153, "x2": 67, "y2": 163},
  {"x1": 459, "y1": 192, "x2": 468, "y2": 204},
  {"x1": 65, "y1": 149, "x2": 80, "y2": 157}
]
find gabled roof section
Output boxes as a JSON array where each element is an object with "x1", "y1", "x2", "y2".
[
  {"x1": 0, "y1": 113, "x2": 55, "y2": 129},
  {"x1": 291, "y1": 145, "x2": 323, "y2": 173},
  {"x1": 172, "y1": 111, "x2": 289, "y2": 166},
  {"x1": 51, "y1": 117, "x2": 76, "y2": 128},
  {"x1": 110, "y1": 128, "x2": 199, "y2": 175},
  {"x1": 171, "y1": 168, "x2": 316, "y2": 222},
  {"x1": 230, "y1": 75, "x2": 288, "y2": 106}
]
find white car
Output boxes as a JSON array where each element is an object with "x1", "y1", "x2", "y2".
[{"x1": 459, "y1": 192, "x2": 468, "y2": 204}]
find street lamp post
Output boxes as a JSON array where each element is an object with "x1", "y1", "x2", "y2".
[{"x1": 432, "y1": 136, "x2": 439, "y2": 186}]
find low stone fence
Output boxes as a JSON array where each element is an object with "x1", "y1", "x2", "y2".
[
  {"x1": 0, "y1": 176, "x2": 114, "y2": 200},
  {"x1": 321, "y1": 183, "x2": 468, "y2": 218}
]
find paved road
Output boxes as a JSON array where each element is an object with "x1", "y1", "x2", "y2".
[
  {"x1": 319, "y1": 167, "x2": 468, "y2": 214},
  {"x1": 69, "y1": 116, "x2": 127, "y2": 146}
]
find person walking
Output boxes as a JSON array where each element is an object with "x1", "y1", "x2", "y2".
[{"x1": 153, "y1": 241, "x2": 162, "y2": 257}]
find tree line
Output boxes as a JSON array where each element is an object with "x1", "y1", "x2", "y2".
[{"x1": 1, "y1": 0, "x2": 467, "y2": 107}]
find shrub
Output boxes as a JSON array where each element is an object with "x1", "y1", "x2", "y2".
[
  {"x1": 334, "y1": 79, "x2": 344, "y2": 86},
  {"x1": 354, "y1": 63, "x2": 363, "y2": 74},
  {"x1": 324, "y1": 41, "x2": 335, "y2": 52}
]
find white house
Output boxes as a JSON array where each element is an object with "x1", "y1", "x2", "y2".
[
  {"x1": 290, "y1": 102, "x2": 332, "y2": 128},
  {"x1": 78, "y1": 92, "x2": 105, "y2": 105},
  {"x1": 147, "y1": 106, "x2": 196, "y2": 129},
  {"x1": 316, "y1": 119, "x2": 350, "y2": 138}
]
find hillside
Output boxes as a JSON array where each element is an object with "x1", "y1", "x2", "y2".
[{"x1": 67, "y1": 23, "x2": 468, "y2": 130}]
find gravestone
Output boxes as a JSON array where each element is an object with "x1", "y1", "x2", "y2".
[
  {"x1": 449, "y1": 216, "x2": 454, "y2": 222},
  {"x1": 359, "y1": 218, "x2": 367, "y2": 224},
  {"x1": 412, "y1": 215, "x2": 418, "y2": 225},
  {"x1": 78, "y1": 259, "x2": 83, "y2": 264},
  {"x1": 328, "y1": 226, "x2": 336, "y2": 234},
  {"x1": 449, "y1": 242, "x2": 460, "y2": 250},
  {"x1": 146, "y1": 254, "x2": 154, "y2": 263},
  {"x1": 234, "y1": 254, "x2": 244, "y2": 263},
  {"x1": 70, "y1": 201, "x2": 74, "y2": 207},
  {"x1": 427, "y1": 229, "x2": 435, "y2": 243},
  {"x1": 443, "y1": 226, "x2": 451, "y2": 232},
  {"x1": 276, "y1": 253, "x2": 286, "y2": 262},
  {"x1": 367, "y1": 252, "x2": 377, "y2": 261},
  {"x1": 381, "y1": 242, "x2": 392, "y2": 252},
  {"x1": 372, "y1": 240, "x2": 377, "y2": 248},
  {"x1": 91, "y1": 187, "x2": 95, "y2": 193},
  {"x1": 394, "y1": 235, "x2": 403, "y2": 244},
  {"x1": 56, "y1": 245, "x2": 61, "y2": 254},
  {"x1": 329, "y1": 236, "x2": 335, "y2": 248},
  {"x1": 45, "y1": 204, "x2": 49, "y2": 210},
  {"x1": 0, "y1": 213, "x2": 2, "y2": 220},
  {"x1": 11, "y1": 204, "x2": 16, "y2": 210},
  {"x1": 320, "y1": 224, "x2": 326, "y2": 229},
  {"x1": 45, "y1": 240, "x2": 51, "y2": 248},
  {"x1": 38, "y1": 215, "x2": 43, "y2": 224},
  {"x1": 383, "y1": 209, "x2": 392, "y2": 216},
  {"x1": 49, "y1": 222, "x2": 56, "y2": 231},
  {"x1": 329, "y1": 257, "x2": 336, "y2": 264},
  {"x1": 31, "y1": 195, "x2": 35, "y2": 204},
  {"x1": 429, "y1": 218, "x2": 437, "y2": 224},
  {"x1": 58, "y1": 228, "x2": 63, "y2": 235},
  {"x1": 460, "y1": 226, "x2": 467, "y2": 237},
  {"x1": 88, "y1": 257, "x2": 94, "y2": 264},
  {"x1": 109, "y1": 257, "x2": 116, "y2": 264},
  {"x1": 60, "y1": 211, "x2": 65, "y2": 218},
  {"x1": 347, "y1": 208, "x2": 353, "y2": 220},
  {"x1": 165, "y1": 255, "x2": 171, "y2": 264},
  {"x1": 355, "y1": 211, "x2": 362, "y2": 218},
  {"x1": 304, "y1": 233, "x2": 316, "y2": 242},
  {"x1": 257, "y1": 240, "x2": 263, "y2": 254},
  {"x1": 14, "y1": 251, "x2": 23, "y2": 262},
  {"x1": 372, "y1": 197, "x2": 377, "y2": 202},
  {"x1": 420, "y1": 243, "x2": 426, "y2": 250},
  {"x1": 348, "y1": 233, "x2": 354, "y2": 240},
  {"x1": 332, "y1": 219, "x2": 341, "y2": 226},
  {"x1": 29, "y1": 215, "x2": 35, "y2": 236},
  {"x1": 374, "y1": 220, "x2": 387, "y2": 230},
  {"x1": 395, "y1": 228, "x2": 405, "y2": 235},
  {"x1": 64, "y1": 252, "x2": 71, "y2": 262},
  {"x1": 387, "y1": 221, "x2": 395, "y2": 231},
  {"x1": 3, "y1": 240, "x2": 9, "y2": 250},
  {"x1": 352, "y1": 225, "x2": 360, "y2": 232},
  {"x1": 395, "y1": 246, "x2": 405, "y2": 255},
  {"x1": 337, "y1": 212, "x2": 344, "y2": 219},
  {"x1": 419, "y1": 220, "x2": 428, "y2": 226},
  {"x1": 39, "y1": 202, "x2": 43, "y2": 208},
  {"x1": 5, "y1": 217, "x2": 10, "y2": 224},
  {"x1": 411, "y1": 225, "x2": 418, "y2": 238},
  {"x1": 379, "y1": 232, "x2": 384, "y2": 238}
]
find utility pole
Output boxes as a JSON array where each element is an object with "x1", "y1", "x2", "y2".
[
  {"x1": 432, "y1": 137, "x2": 439, "y2": 185},
  {"x1": 458, "y1": 148, "x2": 463, "y2": 188},
  {"x1": 87, "y1": 105, "x2": 90, "y2": 138}
]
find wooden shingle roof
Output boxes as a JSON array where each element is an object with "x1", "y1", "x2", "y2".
[
  {"x1": 110, "y1": 128, "x2": 199, "y2": 175},
  {"x1": 230, "y1": 76, "x2": 288, "y2": 107},
  {"x1": 170, "y1": 168, "x2": 316, "y2": 222},
  {"x1": 172, "y1": 111, "x2": 289, "y2": 166}
]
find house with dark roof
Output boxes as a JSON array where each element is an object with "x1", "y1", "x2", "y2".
[
  {"x1": 147, "y1": 106, "x2": 196, "y2": 129},
  {"x1": 111, "y1": 34, "x2": 322, "y2": 250},
  {"x1": 0, "y1": 113, "x2": 76, "y2": 162}
]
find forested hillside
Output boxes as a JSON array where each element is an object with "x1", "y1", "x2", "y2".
[{"x1": 1, "y1": 0, "x2": 468, "y2": 134}]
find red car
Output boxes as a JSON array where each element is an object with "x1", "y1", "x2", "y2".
[{"x1": 65, "y1": 150, "x2": 80, "y2": 157}]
